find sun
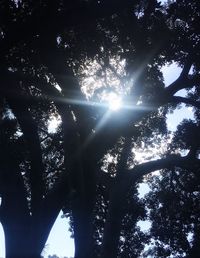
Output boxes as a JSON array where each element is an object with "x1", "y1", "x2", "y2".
[{"x1": 107, "y1": 92, "x2": 122, "y2": 111}]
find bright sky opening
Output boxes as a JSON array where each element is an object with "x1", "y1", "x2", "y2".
[{"x1": 107, "y1": 92, "x2": 122, "y2": 111}]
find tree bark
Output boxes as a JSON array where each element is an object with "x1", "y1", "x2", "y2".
[
  {"x1": 0, "y1": 151, "x2": 41, "y2": 258},
  {"x1": 101, "y1": 176, "x2": 130, "y2": 258}
]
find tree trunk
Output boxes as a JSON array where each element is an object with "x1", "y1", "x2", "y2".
[
  {"x1": 71, "y1": 186, "x2": 95, "y2": 258},
  {"x1": 3, "y1": 222, "x2": 41, "y2": 258},
  {"x1": 101, "y1": 176, "x2": 130, "y2": 258},
  {"x1": 1, "y1": 202, "x2": 60, "y2": 258},
  {"x1": 0, "y1": 151, "x2": 45, "y2": 258},
  {"x1": 102, "y1": 138, "x2": 133, "y2": 258},
  {"x1": 73, "y1": 212, "x2": 91, "y2": 258}
]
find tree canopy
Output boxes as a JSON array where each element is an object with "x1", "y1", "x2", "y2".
[{"x1": 0, "y1": 0, "x2": 200, "y2": 257}]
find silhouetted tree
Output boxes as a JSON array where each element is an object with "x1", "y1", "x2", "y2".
[{"x1": 0, "y1": 1, "x2": 200, "y2": 258}]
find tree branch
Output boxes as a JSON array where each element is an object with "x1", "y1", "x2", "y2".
[
  {"x1": 165, "y1": 73, "x2": 200, "y2": 96},
  {"x1": 188, "y1": 74, "x2": 200, "y2": 86},
  {"x1": 164, "y1": 57, "x2": 195, "y2": 96},
  {"x1": 2, "y1": 72, "x2": 45, "y2": 215},
  {"x1": 165, "y1": 76, "x2": 188, "y2": 96},
  {"x1": 127, "y1": 154, "x2": 200, "y2": 182},
  {"x1": 102, "y1": 153, "x2": 200, "y2": 257},
  {"x1": 180, "y1": 57, "x2": 193, "y2": 79},
  {"x1": 36, "y1": 172, "x2": 71, "y2": 253},
  {"x1": 170, "y1": 96, "x2": 200, "y2": 109}
]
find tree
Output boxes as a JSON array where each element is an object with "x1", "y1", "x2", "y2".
[{"x1": 0, "y1": 0, "x2": 200, "y2": 257}]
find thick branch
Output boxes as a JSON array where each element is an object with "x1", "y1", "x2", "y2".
[
  {"x1": 165, "y1": 58, "x2": 194, "y2": 96},
  {"x1": 180, "y1": 58, "x2": 193, "y2": 78},
  {"x1": 188, "y1": 74, "x2": 200, "y2": 86},
  {"x1": 102, "y1": 154, "x2": 200, "y2": 258},
  {"x1": 127, "y1": 154, "x2": 200, "y2": 181},
  {"x1": 1, "y1": 72, "x2": 45, "y2": 215},
  {"x1": 170, "y1": 96, "x2": 200, "y2": 109},
  {"x1": 165, "y1": 76, "x2": 188, "y2": 96},
  {"x1": 165, "y1": 74, "x2": 200, "y2": 96},
  {"x1": 36, "y1": 172, "x2": 71, "y2": 253}
]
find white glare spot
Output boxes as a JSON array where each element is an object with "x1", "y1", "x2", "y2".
[
  {"x1": 54, "y1": 84, "x2": 62, "y2": 92},
  {"x1": 48, "y1": 116, "x2": 61, "y2": 133},
  {"x1": 137, "y1": 220, "x2": 152, "y2": 232},
  {"x1": 107, "y1": 93, "x2": 122, "y2": 111}
]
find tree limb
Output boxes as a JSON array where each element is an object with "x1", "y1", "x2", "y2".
[
  {"x1": 2, "y1": 73, "x2": 45, "y2": 215},
  {"x1": 170, "y1": 96, "x2": 200, "y2": 109},
  {"x1": 127, "y1": 154, "x2": 200, "y2": 182},
  {"x1": 165, "y1": 73, "x2": 200, "y2": 96},
  {"x1": 102, "y1": 153, "x2": 200, "y2": 257},
  {"x1": 180, "y1": 57, "x2": 193, "y2": 79}
]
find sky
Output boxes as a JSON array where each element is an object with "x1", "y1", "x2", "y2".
[
  {"x1": 163, "y1": 63, "x2": 194, "y2": 130},
  {"x1": 0, "y1": 62, "x2": 195, "y2": 258},
  {"x1": 42, "y1": 212, "x2": 74, "y2": 258}
]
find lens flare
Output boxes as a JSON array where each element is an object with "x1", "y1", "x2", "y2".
[{"x1": 107, "y1": 92, "x2": 122, "y2": 111}]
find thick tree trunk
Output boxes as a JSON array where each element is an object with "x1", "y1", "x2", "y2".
[
  {"x1": 101, "y1": 175, "x2": 131, "y2": 258},
  {"x1": 0, "y1": 150, "x2": 33, "y2": 257},
  {"x1": 38, "y1": 37, "x2": 98, "y2": 258},
  {"x1": 0, "y1": 147, "x2": 50, "y2": 258},
  {"x1": 3, "y1": 222, "x2": 41, "y2": 258},
  {"x1": 1, "y1": 202, "x2": 60, "y2": 258},
  {"x1": 101, "y1": 184, "x2": 123, "y2": 258},
  {"x1": 102, "y1": 138, "x2": 133, "y2": 258},
  {"x1": 73, "y1": 204, "x2": 93, "y2": 258}
]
